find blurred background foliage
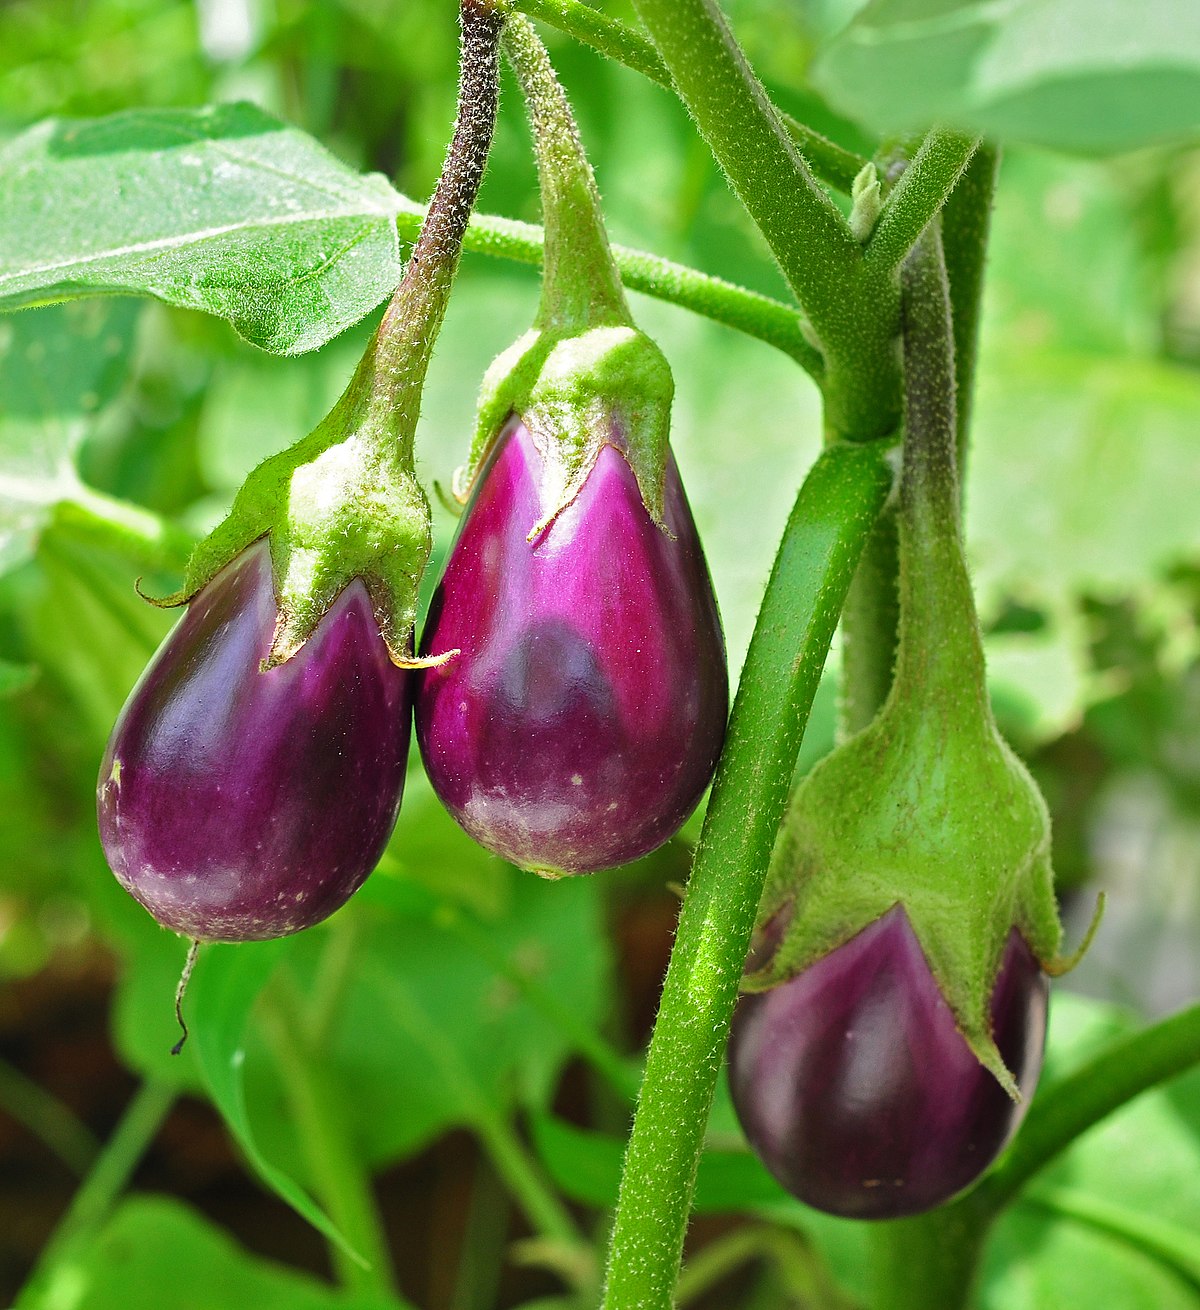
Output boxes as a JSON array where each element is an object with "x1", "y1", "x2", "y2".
[{"x1": 0, "y1": 1, "x2": 1198, "y2": 1308}]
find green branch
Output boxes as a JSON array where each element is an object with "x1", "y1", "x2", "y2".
[
  {"x1": 973, "y1": 1001, "x2": 1200, "y2": 1216},
  {"x1": 600, "y1": 439, "x2": 895, "y2": 1310},
  {"x1": 394, "y1": 199, "x2": 822, "y2": 372},
  {"x1": 865, "y1": 132, "x2": 978, "y2": 276},
  {"x1": 507, "y1": 0, "x2": 868, "y2": 192}
]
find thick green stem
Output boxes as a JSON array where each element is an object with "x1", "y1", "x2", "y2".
[
  {"x1": 508, "y1": 0, "x2": 869, "y2": 193},
  {"x1": 865, "y1": 132, "x2": 978, "y2": 276},
  {"x1": 503, "y1": 15, "x2": 629, "y2": 331},
  {"x1": 600, "y1": 440, "x2": 895, "y2": 1310},
  {"x1": 628, "y1": 0, "x2": 906, "y2": 440},
  {"x1": 940, "y1": 144, "x2": 999, "y2": 482},
  {"x1": 867, "y1": 1205, "x2": 986, "y2": 1310},
  {"x1": 262, "y1": 977, "x2": 396, "y2": 1298}
]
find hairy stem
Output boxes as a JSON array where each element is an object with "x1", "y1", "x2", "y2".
[
  {"x1": 508, "y1": 0, "x2": 869, "y2": 192},
  {"x1": 626, "y1": 0, "x2": 903, "y2": 439},
  {"x1": 865, "y1": 132, "x2": 978, "y2": 276},
  {"x1": 503, "y1": 13, "x2": 629, "y2": 330},
  {"x1": 600, "y1": 440, "x2": 895, "y2": 1310},
  {"x1": 347, "y1": 0, "x2": 504, "y2": 452},
  {"x1": 894, "y1": 224, "x2": 988, "y2": 707}
]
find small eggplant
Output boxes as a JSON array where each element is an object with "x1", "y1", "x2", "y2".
[
  {"x1": 415, "y1": 418, "x2": 727, "y2": 875},
  {"x1": 728, "y1": 906, "x2": 1048, "y2": 1219},
  {"x1": 97, "y1": 542, "x2": 411, "y2": 942}
]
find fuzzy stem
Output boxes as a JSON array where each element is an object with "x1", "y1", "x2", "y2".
[
  {"x1": 893, "y1": 226, "x2": 987, "y2": 709},
  {"x1": 628, "y1": 0, "x2": 900, "y2": 440},
  {"x1": 508, "y1": 0, "x2": 869, "y2": 193},
  {"x1": 503, "y1": 14, "x2": 629, "y2": 331},
  {"x1": 346, "y1": 0, "x2": 504, "y2": 452},
  {"x1": 865, "y1": 132, "x2": 979, "y2": 275},
  {"x1": 839, "y1": 505, "x2": 900, "y2": 737},
  {"x1": 600, "y1": 440, "x2": 895, "y2": 1310}
]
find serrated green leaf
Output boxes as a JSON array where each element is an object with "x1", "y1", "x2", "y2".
[
  {"x1": 16, "y1": 1195, "x2": 408, "y2": 1310},
  {"x1": 0, "y1": 300, "x2": 139, "y2": 579},
  {"x1": 0, "y1": 104, "x2": 417, "y2": 353},
  {"x1": 813, "y1": 0, "x2": 1200, "y2": 155}
]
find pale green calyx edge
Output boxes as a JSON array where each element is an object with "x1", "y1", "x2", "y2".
[
  {"x1": 451, "y1": 12, "x2": 675, "y2": 542},
  {"x1": 456, "y1": 321, "x2": 674, "y2": 540},
  {"x1": 146, "y1": 373, "x2": 438, "y2": 671}
]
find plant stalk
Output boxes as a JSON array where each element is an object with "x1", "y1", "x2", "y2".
[
  {"x1": 600, "y1": 440, "x2": 895, "y2": 1310},
  {"x1": 503, "y1": 14, "x2": 629, "y2": 331},
  {"x1": 508, "y1": 0, "x2": 869, "y2": 192}
]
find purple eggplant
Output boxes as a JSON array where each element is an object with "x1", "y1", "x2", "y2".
[
  {"x1": 97, "y1": 542, "x2": 411, "y2": 941},
  {"x1": 415, "y1": 418, "x2": 728, "y2": 875},
  {"x1": 728, "y1": 905, "x2": 1048, "y2": 1219}
]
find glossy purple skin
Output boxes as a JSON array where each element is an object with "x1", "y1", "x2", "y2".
[
  {"x1": 97, "y1": 543, "x2": 411, "y2": 942},
  {"x1": 729, "y1": 906, "x2": 1048, "y2": 1219},
  {"x1": 415, "y1": 418, "x2": 728, "y2": 873}
]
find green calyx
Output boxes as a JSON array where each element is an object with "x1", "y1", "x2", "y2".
[
  {"x1": 744, "y1": 227, "x2": 1090, "y2": 1099},
  {"x1": 147, "y1": 358, "x2": 440, "y2": 669},
  {"x1": 459, "y1": 321, "x2": 674, "y2": 537},
  {"x1": 146, "y1": 0, "x2": 506, "y2": 667},
  {"x1": 454, "y1": 13, "x2": 674, "y2": 536}
]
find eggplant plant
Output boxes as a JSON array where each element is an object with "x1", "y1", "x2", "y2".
[{"x1": 1, "y1": 2, "x2": 1199, "y2": 1310}]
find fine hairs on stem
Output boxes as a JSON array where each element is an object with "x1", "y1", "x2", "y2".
[{"x1": 170, "y1": 937, "x2": 200, "y2": 1056}]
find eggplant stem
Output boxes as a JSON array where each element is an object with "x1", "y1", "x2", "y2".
[{"x1": 170, "y1": 938, "x2": 200, "y2": 1056}]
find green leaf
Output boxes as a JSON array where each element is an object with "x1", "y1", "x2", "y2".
[
  {"x1": 813, "y1": 0, "x2": 1200, "y2": 154},
  {"x1": 289, "y1": 868, "x2": 611, "y2": 1167},
  {"x1": 186, "y1": 938, "x2": 357, "y2": 1260},
  {"x1": 17, "y1": 1195, "x2": 408, "y2": 1310},
  {"x1": 0, "y1": 104, "x2": 414, "y2": 353},
  {"x1": 0, "y1": 300, "x2": 139, "y2": 578}
]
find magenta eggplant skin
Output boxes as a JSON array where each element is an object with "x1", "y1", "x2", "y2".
[
  {"x1": 97, "y1": 542, "x2": 411, "y2": 942},
  {"x1": 728, "y1": 907, "x2": 1048, "y2": 1219},
  {"x1": 415, "y1": 418, "x2": 728, "y2": 874}
]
